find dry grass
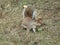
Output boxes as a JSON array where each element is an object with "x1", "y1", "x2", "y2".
[{"x1": 0, "y1": 0, "x2": 60, "y2": 45}]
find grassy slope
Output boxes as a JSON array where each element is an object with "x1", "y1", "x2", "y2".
[{"x1": 0, "y1": 0, "x2": 60, "y2": 45}]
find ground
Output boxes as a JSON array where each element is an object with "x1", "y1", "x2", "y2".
[{"x1": 0, "y1": 0, "x2": 60, "y2": 45}]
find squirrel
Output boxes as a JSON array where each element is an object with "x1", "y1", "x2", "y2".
[
  {"x1": 22, "y1": 5, "x2": 37, "y2": 20},
  {"x1": 21, "y1": 5, "x2": 42, "y2": 33}
]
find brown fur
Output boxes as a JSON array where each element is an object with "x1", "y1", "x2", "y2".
[
  {"x1": 24, "y1": 6, "x2": 34, "y2": 18},
  {"x1": 21, "y1": 5, "x2": 42, "y2": 33},
  {"x1": 21, "y1": 17, "x2": 36, "y2": 32},
  {"x1": 23, "y1": 5, "x2": 35, "y2": 19}
]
